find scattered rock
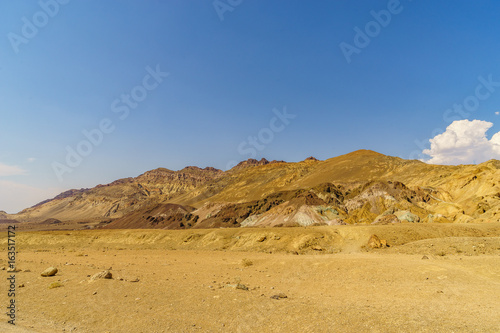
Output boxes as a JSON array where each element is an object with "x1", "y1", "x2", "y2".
[
  {"x1": 7, "y1": 267, "x2": 21, "y2": 272},
  {"x1": 226, "y1": 283, "x2": 249, "y2": 290},
  {"x1": 41, "y1": 267, "x2": 58, "y2": 277},
  {"x1": 422, "y1": 255, "x2": 429, "y2": 260},
  {"x1": 367, "y1": 235, "x2": 387, "y2": 249},
  {"x1": 18, "y1": 284, "x2": 25, "y2": 288},
  {"x1": 129, "y1": 277, "x2": 140, "y2": 283},
  {"x1": 256, "y1": 235, "x2": 267, "y2": 242},
  {"x1": 395, "y1": 210, "x2": 420, "y2": 223},
  {"x1": 90, "y1": 270, "x2": 112, "y2": 280},
  {"x1": 237, "y1": 283, "x2": 249, "y2": 291},
  {"x1": 270, "y1": 293, "x2": 287, "y2": 300}
]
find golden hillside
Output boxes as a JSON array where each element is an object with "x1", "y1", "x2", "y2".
[{"x1": 7, "y1": 150, "x2": 500, "y2": 229}]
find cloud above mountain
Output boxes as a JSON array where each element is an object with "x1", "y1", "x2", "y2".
[
  {"x1": 423, "y1": 119, "x2": 500, "y2": 164},
  {"x1": 0, "y1": 162, "x2": 26, "y2": 176}
]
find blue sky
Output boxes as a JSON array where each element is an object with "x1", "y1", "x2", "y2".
[{"x1": 1, "y1": 0, "x2": 500, "y2": 213}]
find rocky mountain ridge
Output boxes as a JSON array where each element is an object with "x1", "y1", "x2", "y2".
[{"x1": 6, "y1": 150, "x2": 500, "y2": 229}]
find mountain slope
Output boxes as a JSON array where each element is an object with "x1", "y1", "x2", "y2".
[
  {"x1": 11, "y1": 166, "x2": 223, "y2": 223},
  {"x1": 6, "y1": 150, "x2": 500, "y2": 228}
]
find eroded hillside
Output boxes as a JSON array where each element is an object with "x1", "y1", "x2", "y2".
[{"x1": 6, "y1": 150, "x2": 500, "y2": 229}]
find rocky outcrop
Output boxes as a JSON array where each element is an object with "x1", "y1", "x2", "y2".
[{"x1": 104, "y1": 204, "x2": 197, "y2": 229}]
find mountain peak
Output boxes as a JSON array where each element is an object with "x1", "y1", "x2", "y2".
[
  {"x1": 347, "y1": 149, "x2": 385, "y2": 156},
  {"x1": 234, "y1": 158, "x2": 270, "y2": 169},
  {"x1": 180, "y1": 166, "x2": 223, "y2": 174}
]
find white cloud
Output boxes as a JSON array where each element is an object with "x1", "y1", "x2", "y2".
[
  {"x1": 27, "y1": 157, "x2": 36, "y2": 163},
  {"x1": 496, "y1": 111, "x2": 500, "y2": 115},
  {"x1": 0, "y1": 162, "x2": 26, "y2": 176},
  {"x1": 423, "y1": 119, "x2": 500, "y2": 165},
  {"x1": 0, "y1": 180, "x2": 63, "y2": 214}
]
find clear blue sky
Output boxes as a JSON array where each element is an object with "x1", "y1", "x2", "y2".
[{"x1": 1, "y1": 0, "x2": 500, "y2": 213}]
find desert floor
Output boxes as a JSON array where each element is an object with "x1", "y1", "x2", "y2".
[{"x1": 1, "y1": 223, "x2": 500, "y2": 333}]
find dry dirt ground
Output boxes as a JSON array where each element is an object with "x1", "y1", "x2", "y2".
[{"x1": 1, "y1": 224, "x2": 500, "y2": 333}]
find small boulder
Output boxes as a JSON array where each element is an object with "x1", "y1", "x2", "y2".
[
  {"x1": 90, "y1": 270, "x2": 112, "y2": 281},
  {"x1": 270, "y1": 293, "x2": 287, "y2": 300},
  {"x1": 367, "y1": 235, "x2": 388, "y2": 248},
  {"x1": 41, "y1": 267, "x2": 58, "y2": 277},
  {"x1": 226, "y1": 283, "x2": 249, "y2": 291},
  {"x1": 395, "y1": 210, "x2": 420, "y2": 223},
  {"x1": 236, "y1": 283, "x2": 249, "y2": 291}
]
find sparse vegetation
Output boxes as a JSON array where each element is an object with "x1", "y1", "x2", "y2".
[
  {"x1": 241, "y1": 258, "x2": 253, "y2": 267},
  {"x1": 48, "y1": 281, "x2": 63, "y2": 289}
]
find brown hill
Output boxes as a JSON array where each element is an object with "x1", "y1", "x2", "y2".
[
  {"x1": 6, "y1": 150, "x2": 500, "y2": 229},
  {"x1": 104, "y1": 203, "x2": 196, "y2": 229},
  {"x1": 11, "y1": 166, "x2": 222, "y2": 223}
]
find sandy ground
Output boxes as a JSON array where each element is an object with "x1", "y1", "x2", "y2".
[{"x1": 1, "y1": 224, "x2": 499, "y2": 332}]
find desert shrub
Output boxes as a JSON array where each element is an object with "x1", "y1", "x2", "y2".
[
  {"x1": 241, "y1": 258, "x2": 253, "y2": 267},
  {"x1": 49, "y1": 282, "x2": 63, "y2": 289}
]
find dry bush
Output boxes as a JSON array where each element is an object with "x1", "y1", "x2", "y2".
[{"x1": 241, "y1": 258, "x2": 253, "y2": 267}]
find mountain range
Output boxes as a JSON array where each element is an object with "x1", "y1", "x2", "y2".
[{"x1": 3, "y1": 150, "x2": 500, "y2": 229}]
